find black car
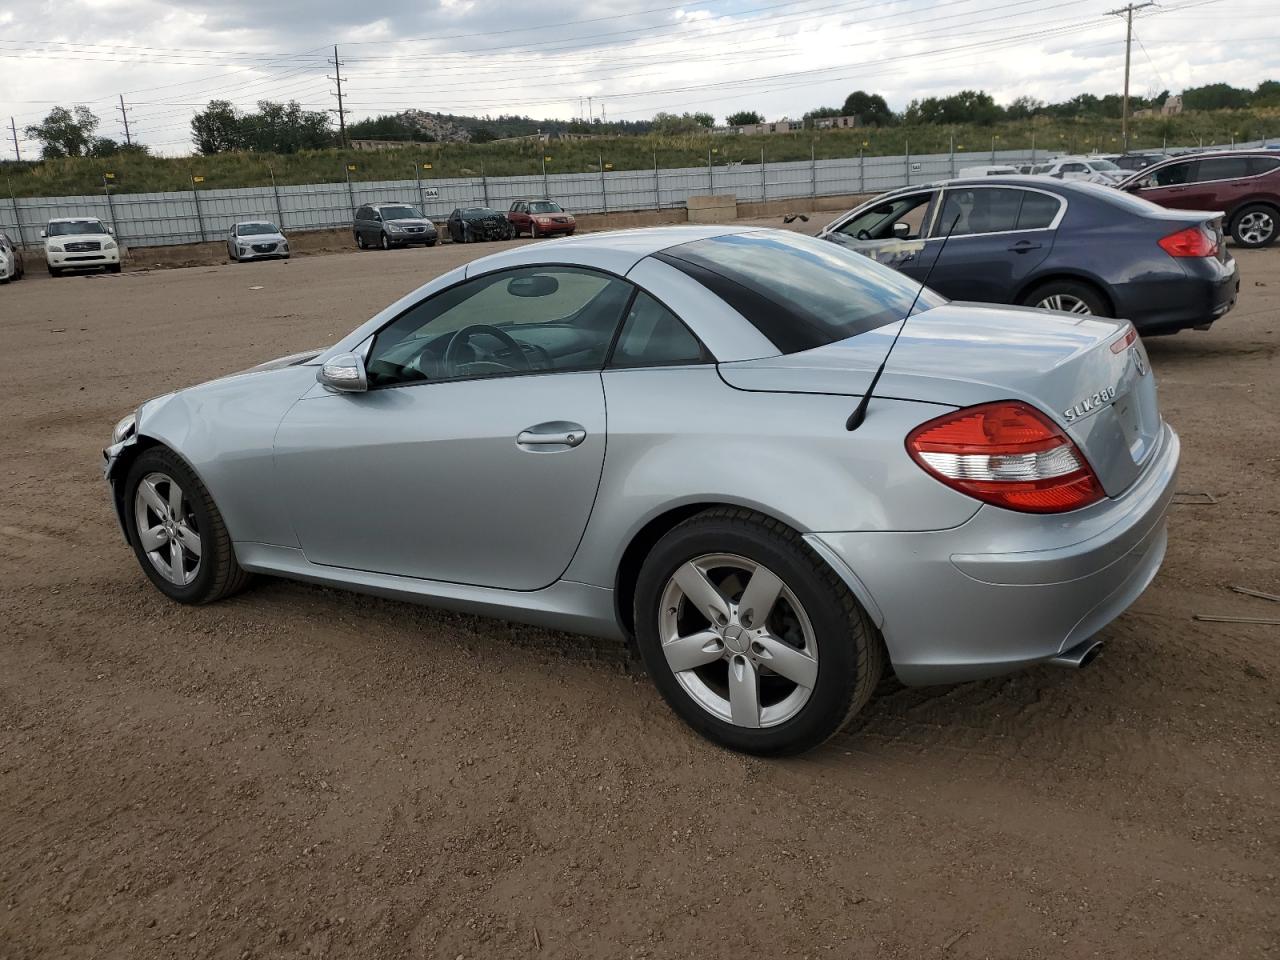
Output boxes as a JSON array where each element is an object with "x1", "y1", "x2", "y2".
[
  {"x1": 353, "y1": 203, "x2": 438, "y2": 250},
  {"x1": 446, "y1": 207, "x2": 515, "y2": 243},
  {"x1": 819, "y1": 177, "x2": 1239, "y2": 336}
]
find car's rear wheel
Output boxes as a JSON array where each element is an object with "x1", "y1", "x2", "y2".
[
  {"x1": 123, "y1": 447, "x2": 250, "y2": 605},
  {"x1": 1023, "y1": 280, "x2": 1109, "y2": 317},
  {"x1": 1230, "y1": 204, "x2": 1277, "y2": 248},
  {"x1": 634, "y1": 508, "x2": 884, "y2": 755}
]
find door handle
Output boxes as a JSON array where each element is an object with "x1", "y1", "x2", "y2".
[
  {"x1": 516, "y1": 422, "x2": 587, "y2": 448},
  {"x1": 1008, "y1": 240, "x2": 1043, "y2": 253}
]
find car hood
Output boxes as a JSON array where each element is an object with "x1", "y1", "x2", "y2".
[
  {"x1": 47, "y1": 233, "x2": 112, "y2": 244},
  {"x1": 718, "y1": 301, "x2": 1162, "y2": 495},
  {"x1": 236, "y1": 233, "x2": 287, "y2": 244},
  {"x1": 387, "y1": 218, "x2": 437, "y2": 230}
]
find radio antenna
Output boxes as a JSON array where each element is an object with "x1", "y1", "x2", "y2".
[{"x1": 846, "y1": 212, "x2": 961, "y2": 431}]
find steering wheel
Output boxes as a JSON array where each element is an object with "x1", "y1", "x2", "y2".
[{"x1": 442, "y1": 324, "x2": 531, "y2": 377}]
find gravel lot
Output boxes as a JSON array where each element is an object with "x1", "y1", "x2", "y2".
[{"x1": 2, "y1": 231, "x2": 1277, "y2": 959}]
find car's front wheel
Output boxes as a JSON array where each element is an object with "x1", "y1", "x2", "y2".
[
  {"x1": 355, "y1": 231, "x2": 366, "y2": 249},
  {"x1": 379, "y1": 232, "x2": 391, "y2": 250},
  {"x1": 1230, "y1": 203, "x2": 1277, "y2": 248},
  {"x1": 123, "y1": 447, "x2": 250, "y2": 605},
  {"x1": 634, "y1": 508, "x2": 884, "y2": 755}
]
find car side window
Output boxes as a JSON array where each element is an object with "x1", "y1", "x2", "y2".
[
  {"x1": 837, "y1": 191, "x2": 934, "y2": 241},
  {"x1": 1015, "y1": 191, "x2": 1062, "y2": 229},
  {"x1": 1150, "y1": 162, "x2": 1192, "y2": 187},
  {"x1": 1060, "y1": 163, "x2": 1087, "y2": 174},
  {"x1": 1249, "y1": 156, "x2": 1280, "y2": 175},
  {"x1": 365, "y1": 266, "x2": 635, "y2": 389},
  {"x1": 1194, "y1": 157, "x2": 1251, "y2": 182},
  {"x1": 936, "y1": 188, "x2": 1022, "y2": 236},
  {"x1": 608, "y1": 291, "x2": 709, "y2": 369}
]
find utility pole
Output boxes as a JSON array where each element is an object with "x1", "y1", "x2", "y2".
[
  {"x1": 8, "y1": 117, "x2": 20, "y2": 161},
  {"x1": 329, "y1": 45, "x2": 348, "y2": 148},
  {"x1": 1109, "y1": 2, "x2": 1154, "y2": 152},
  {"x1": 587, "y1": 96, "x2": 593, "y2": 124},
  {"x1": 117, "y1": 95, "x2": 133, "y2": 147}
]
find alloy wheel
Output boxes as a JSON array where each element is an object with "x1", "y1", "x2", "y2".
[
  {"x1": 658, "y1": 553, "x2": 818, "y2": 729},
  {"x1": 134, "y1": 471, "x2": 202, "y2": 586},
  {"x1": 1035, "y1": 293, "x2": 1092, "y2": 314},
  {"x1": 1237, "y1": 210, "x2": 1275, "y2": 246}
]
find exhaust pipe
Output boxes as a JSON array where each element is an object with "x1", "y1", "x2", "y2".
[{"x1": 1049, "y1": 639, "x2": 1104, "y2": 669}]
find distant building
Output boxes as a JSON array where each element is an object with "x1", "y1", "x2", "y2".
[
  {"x1": 723, "y1": 119, "x2": 806, "y2": 136},
  {"x1": 1133, "y1": 94, "x2": 1183, "y2": 120},
  {"x1": 350, "y1": 139, "x2": 413, "y2": 152},
  {"x1": 811, "y1": 114, "x2": 861, "y2": 130}
]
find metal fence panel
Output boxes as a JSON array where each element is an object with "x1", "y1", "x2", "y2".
[{"x1": 2, "y1": 139, "x2": 1272, "y2": 250}]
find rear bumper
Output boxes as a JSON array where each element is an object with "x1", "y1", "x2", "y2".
[
  {"x1": 811, "y1": 422, "x2": 1179, "y2": 685},
  {"x1": 1121, "y1": 257, "x2": 1238, "y2": 334}
]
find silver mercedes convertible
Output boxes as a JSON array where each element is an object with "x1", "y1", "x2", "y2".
[{"x1": 103, "y1": 226, "x2": 1178, "y2": 754}]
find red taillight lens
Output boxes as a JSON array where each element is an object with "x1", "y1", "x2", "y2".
[
  {"x1": 1158, "y1": 224, "x2": 1218, "y2": 258},
  {"x1": 906, "y1": 401, "x2": 1104, "y2": 513}
]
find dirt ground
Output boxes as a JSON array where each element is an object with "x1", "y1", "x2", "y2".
[{"x1": 1, "y1": 228, "x2": 1277, "y2": 960}]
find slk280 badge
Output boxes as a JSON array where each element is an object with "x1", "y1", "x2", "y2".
[{"x1": 1063, "y1": 386, "x2": 1117, "y2": 422}]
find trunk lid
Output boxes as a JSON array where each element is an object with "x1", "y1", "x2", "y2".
[{"x1": 718, "y1": 302, "x2": 1163, "y2": 496}]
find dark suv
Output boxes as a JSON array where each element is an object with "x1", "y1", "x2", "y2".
[
  {"x1": 352, "y1": 203, "x2": 438, "y2": 250},
  {"x1": 1119, "y1": 151, "x2": 1280, "y2": 248}
]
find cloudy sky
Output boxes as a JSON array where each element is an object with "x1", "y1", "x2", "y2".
[{"x1": 2, "y1": 0, "x2": 1277, "y2": 157}]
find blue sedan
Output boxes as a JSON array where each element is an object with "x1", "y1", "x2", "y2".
[{"x1": 820, "y1": 177, "x2": 1239, "y2": 335}]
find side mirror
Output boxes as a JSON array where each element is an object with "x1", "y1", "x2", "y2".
[
  {"x1": 317, "y1": 353, "x2": 368, "y2": 393},
  {"x1": 892, "y1": 222, "x2": 910, "y2": 240},
  {"x1": 107, "y1": 226, "x2": 114, "y2": 235}
]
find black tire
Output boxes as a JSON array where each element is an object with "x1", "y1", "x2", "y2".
[
  {"x1": 1229, "y1": 203, "x2": 1278, "y2": 249},
  {"x1": 425, "y1": 238, "x2": 436, "y2": 247},
  {"x1": 108, "y1": 263, "x2": 121, "y2": 274},
  {"x1": 379, "y1": 232, "x2": 391, "y2": 251},
  {"x1": 355, "y1": 231, "x2": 366, "y2": 250},
  {"x1": 123, "y1": 447, "x2": 251, "y2": 605},
  {"x1": 1021, "y1": 279, "x2": 1110, "y2": 317},
  {"x1": 530, "y1": 222, "x2": 541, "y2": 239},
  {"x1": 48, "y1": 265, "x2": 62, "y2": 277},
  {"x1": 633, "y1": 507, "x2": 885, "y2": 755}
]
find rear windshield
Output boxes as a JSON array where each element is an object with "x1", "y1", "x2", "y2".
[
  {"x1": 655, "y1": 231, "x2": 945, "y2": 354},
  {"x1": 48, "y1": 221, "x2": 106, "y2": 236}
]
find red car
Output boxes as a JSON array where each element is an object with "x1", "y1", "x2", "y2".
[
  {"x1": 507, "y1": 199, "x2": 576, "y2": 238},
  {"x1": 1118, "y1": 151, "x2": 1280, "y2": 248}
]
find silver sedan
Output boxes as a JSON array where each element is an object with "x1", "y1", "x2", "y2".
[{"x1": 103, "y1": 226, "x2": 1178, "y2": 754}]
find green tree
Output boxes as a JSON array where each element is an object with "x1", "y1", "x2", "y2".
[
  {"x1": 191, "y1": 100, "x2": 244, "y2": 154},
  {"x1": 467, "y1": 126, "x2": 498, "y2": 143},
  {"x1": 1181, "y1": 83, "x2": 1250, "y2": 111},
  {"x1": 841, "y1": 91, "x2": 894, "y2": 125},
  {"x1": 726, "y1": 110, "x2": 763, "y2": 126},
  {"x1": 1005, "y1": 95, "x2": 1044, "y2": 120},
  {"x1": 651, "y1": 111, "x2": 715, "y2": 134},
  {"x1": 1253, "y1": 80, "x2": 1280, "y2": 107},
  {"x1": 24, "y1": 105, "x2": 101, "y2": 159}
]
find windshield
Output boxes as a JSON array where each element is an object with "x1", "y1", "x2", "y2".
[
  {"x1": 48, "y1": 221, "x2": 107, "y2": 236},
  {"x1": 529, "y1": 201, "x2": 563, "y2": 214},
  {"x1": 236, "y1": 222, "x2": 280, "y2": 236},
  {"x1": 1088, "y1": 160, "x2": 1121, "y2": 172},
  {"x1": 379, "y1": 206, "x2": 422, "y2": 220},
  {"x1": 656, "y1": 231, "x2": 946, "y2": 354}
]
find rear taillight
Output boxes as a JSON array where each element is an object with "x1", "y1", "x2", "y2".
[
  {"x1": 906, "y1": 401, "x2": 1104, "y2": 514},
  {"x1": 1158, "y1": 224, "x2": 1218, "y2": 258}
]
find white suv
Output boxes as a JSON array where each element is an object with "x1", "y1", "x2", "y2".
[
  {"x1": 1032, "y1": 157, "x2": 1126, "y2": 185},
  {"x1": 43, "y1": 218, "x2": 122, "y2": 276}
]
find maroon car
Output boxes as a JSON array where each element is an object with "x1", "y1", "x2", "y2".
[
  {"x1": 1118, "y1": 151, "x2": 1280, "y2": 248},
  {"x1": 507, "y1": 199, "x2": 576, "y2": 238}
]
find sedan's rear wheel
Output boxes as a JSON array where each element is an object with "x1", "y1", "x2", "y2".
[
  {"x1": 634, "y1": 508, "x2": 884, "y2": 755},
  {"x1": 1023, "y1": 280, "x2": 1109, "y2": 317},
  {"x1": 1230, "y1": 204, "x2": 1277, "y2": 248},
  {"x1": 123, "y1": 447, "x2": 250, "y2": 604}
]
